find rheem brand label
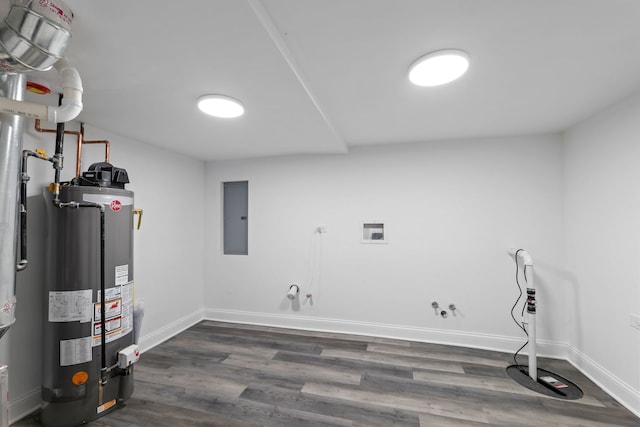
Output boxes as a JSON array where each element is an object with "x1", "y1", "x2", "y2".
[{"x1": 110, "y1": 200, "x2": 122, "y2": 212}]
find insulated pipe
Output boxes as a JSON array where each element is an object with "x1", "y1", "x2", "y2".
[
  {"x1": 0, "y1": 58, "x2": 83, "y2": 123},
  {"x1": 508, "y1": 248, "x2": 537, "y2": 381}
]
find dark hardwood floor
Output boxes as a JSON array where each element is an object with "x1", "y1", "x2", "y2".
[{"x1": 14, "y1": 320, "x2": 639, "y2": 426}]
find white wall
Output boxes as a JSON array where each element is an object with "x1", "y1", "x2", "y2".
[
  {"x1": 564, "y1": 91, "x2": 640, "y2": 415},
  {"x1": 5, "y1": 90, "x2": 639, "y2": 420},
  {"x1": 0, "y1": 122, "x2": 206, "y2": 421},
  {"x1": 204, "y1": 135, "x2": 567, "y2": 352}
]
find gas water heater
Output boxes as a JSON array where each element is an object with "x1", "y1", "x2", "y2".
[
  {"x1": 41, "y1": 163, "x2": 138, "y2": 426},
  {"x1": 1, "y1": 2, "x2": 141, "y2": 425}
]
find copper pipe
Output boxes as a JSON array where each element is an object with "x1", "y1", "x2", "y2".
[
  {"x1": 82, "y1": 139, "x2": 110, "y2": 164},
  {"x1": 34, "y1": 119, "x2": 83, "y2": 177},
  {"x1": 34, "y1": 120, "x2": 112, "y2": 178},
  {"x1": 76, "y1": 122, "x2": 84, "y2": 177}
]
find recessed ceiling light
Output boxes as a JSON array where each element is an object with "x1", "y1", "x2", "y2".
[
  {"x1": 197, "y1": 95, "x2": 245, "y2": 118},
  {"x1": 408, "y1": 49, "x2": 470, "y2": 87}
]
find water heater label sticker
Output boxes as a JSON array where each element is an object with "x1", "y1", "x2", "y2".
[
  {"x1": 115, "y1": 265, "x2": 129, "y2": 286},
  {"x1": 94, "y1": 317, "x2": 122, "y2": 336},
  {"x1": 60, "y1": 337, "x2": 92, "y2": 366},
  {"x1": 97, "y1": 287, "x2": 121, "y2": 302},
  {"x1": 97, "y1": 399, "x2": 116, "y2": 414},
  {"x1": 120, "y1": 282, "x2": 134, "y2": 335},
  {"x1": 48, "y1": 290, "x2": 93, "y2": 323},
  {"x1": 92, "y1": 282, "x2": 133, "y2": 346},
  {"x1": 94, "y1": 299, "x2": 122, "y2": 321}
]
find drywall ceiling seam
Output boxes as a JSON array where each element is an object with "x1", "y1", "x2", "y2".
[{"x1": 247, "y1": 0, "x2": 348, "y2": 154}]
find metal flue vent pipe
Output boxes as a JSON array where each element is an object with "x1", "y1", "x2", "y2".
[
  {"x1": 0, "y1": 0, "x2": 76, "y2": 340},
  {"x1": 0, "y1": 1, "x2": 82, "y2": 124},
  {"x1": 0, "y1": 0, "x2": 73, "y2": 73}
]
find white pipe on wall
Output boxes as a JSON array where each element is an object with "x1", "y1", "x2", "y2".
[
  {"x1": 50, "y1": 58, "x2": 83, "y2": 123},
  {"x1": 0, "y1": 58, "x2": 83, "y2": 123}
]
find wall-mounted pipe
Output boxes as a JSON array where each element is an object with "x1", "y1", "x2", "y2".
[
  {"x1": 18, "y1": 148, "x2": 55, "y2": 271},
  {"x1": 0, "y1": 58, "x2": 82, "y2": 123},
  {"x1": 35, "y1": 120, "x2": 113, "y2": 179},
  {"x1": 34, "y1": 119, "x2": 82, "y2": 176},
  {"x1": 82, "y1": 139, "x2": 110, "y2": 163},
  {"x1": 74, "y1": 125, "x2": 111, "y2": 179},
  {"x1": 0, "y1": 73, "x2": 25, "y2": 340},
  {"x1": 76, "y1": 122, "x2": 84, "y2": 177}
]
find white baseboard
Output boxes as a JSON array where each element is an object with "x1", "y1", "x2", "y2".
[
  {"x1": 9, "y1": 310, "x2": 204, "y2": 423},
  {"x1": 567, "y1": 344, "x2": 640, "y2": 418},
  {"x1": 15, "y1": 309, "x2": 637, "y2": 422},
  {"x1": 202, "y1": 308, "x2": 567, "y2": 357},
  {"x1": 203, "y1": 308, "x2": 639, "y2": 418},
  {"x1": 138, "y1": 309, "x2": 204, "y2": 353},
  {"x1": 9, "y1": 387, "x2": 39, "y2": 425}
]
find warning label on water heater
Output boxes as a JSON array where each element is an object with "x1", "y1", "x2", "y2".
[{"x1": 92, "y1": 281, "x2": 133, "y2": 346}]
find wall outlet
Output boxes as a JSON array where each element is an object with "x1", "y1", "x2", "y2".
[
  {"x1": 317, "y1": 224, "x2": 327, "y2": 233},
  {"x1": 630, "y1": 314, "x2": 640, "y2": 331}
]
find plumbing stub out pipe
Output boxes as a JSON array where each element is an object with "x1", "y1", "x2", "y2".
[{"x1": 287, "y1": 284, "x2": 300, "y2": 300}]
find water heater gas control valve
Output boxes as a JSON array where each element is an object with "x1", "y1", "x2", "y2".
[{"x1": 118, "y1": 344, "x2": 140, "y2": 369}]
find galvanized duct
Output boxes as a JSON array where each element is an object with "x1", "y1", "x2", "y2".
[
  {"x1": 0, "y1": 0, "x2": 76, "y2": 340},
  {"x1": 0, "y1": 0, "x2": 73, "y2": 73}
]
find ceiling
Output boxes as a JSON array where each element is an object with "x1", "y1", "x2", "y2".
[{"x1": 31, "y1": 0, "x2": 640, "y2": 161}]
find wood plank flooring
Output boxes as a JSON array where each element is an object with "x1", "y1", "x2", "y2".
[{"x1": 13, "y1": 320, "x2": 639, "y2": 426}]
